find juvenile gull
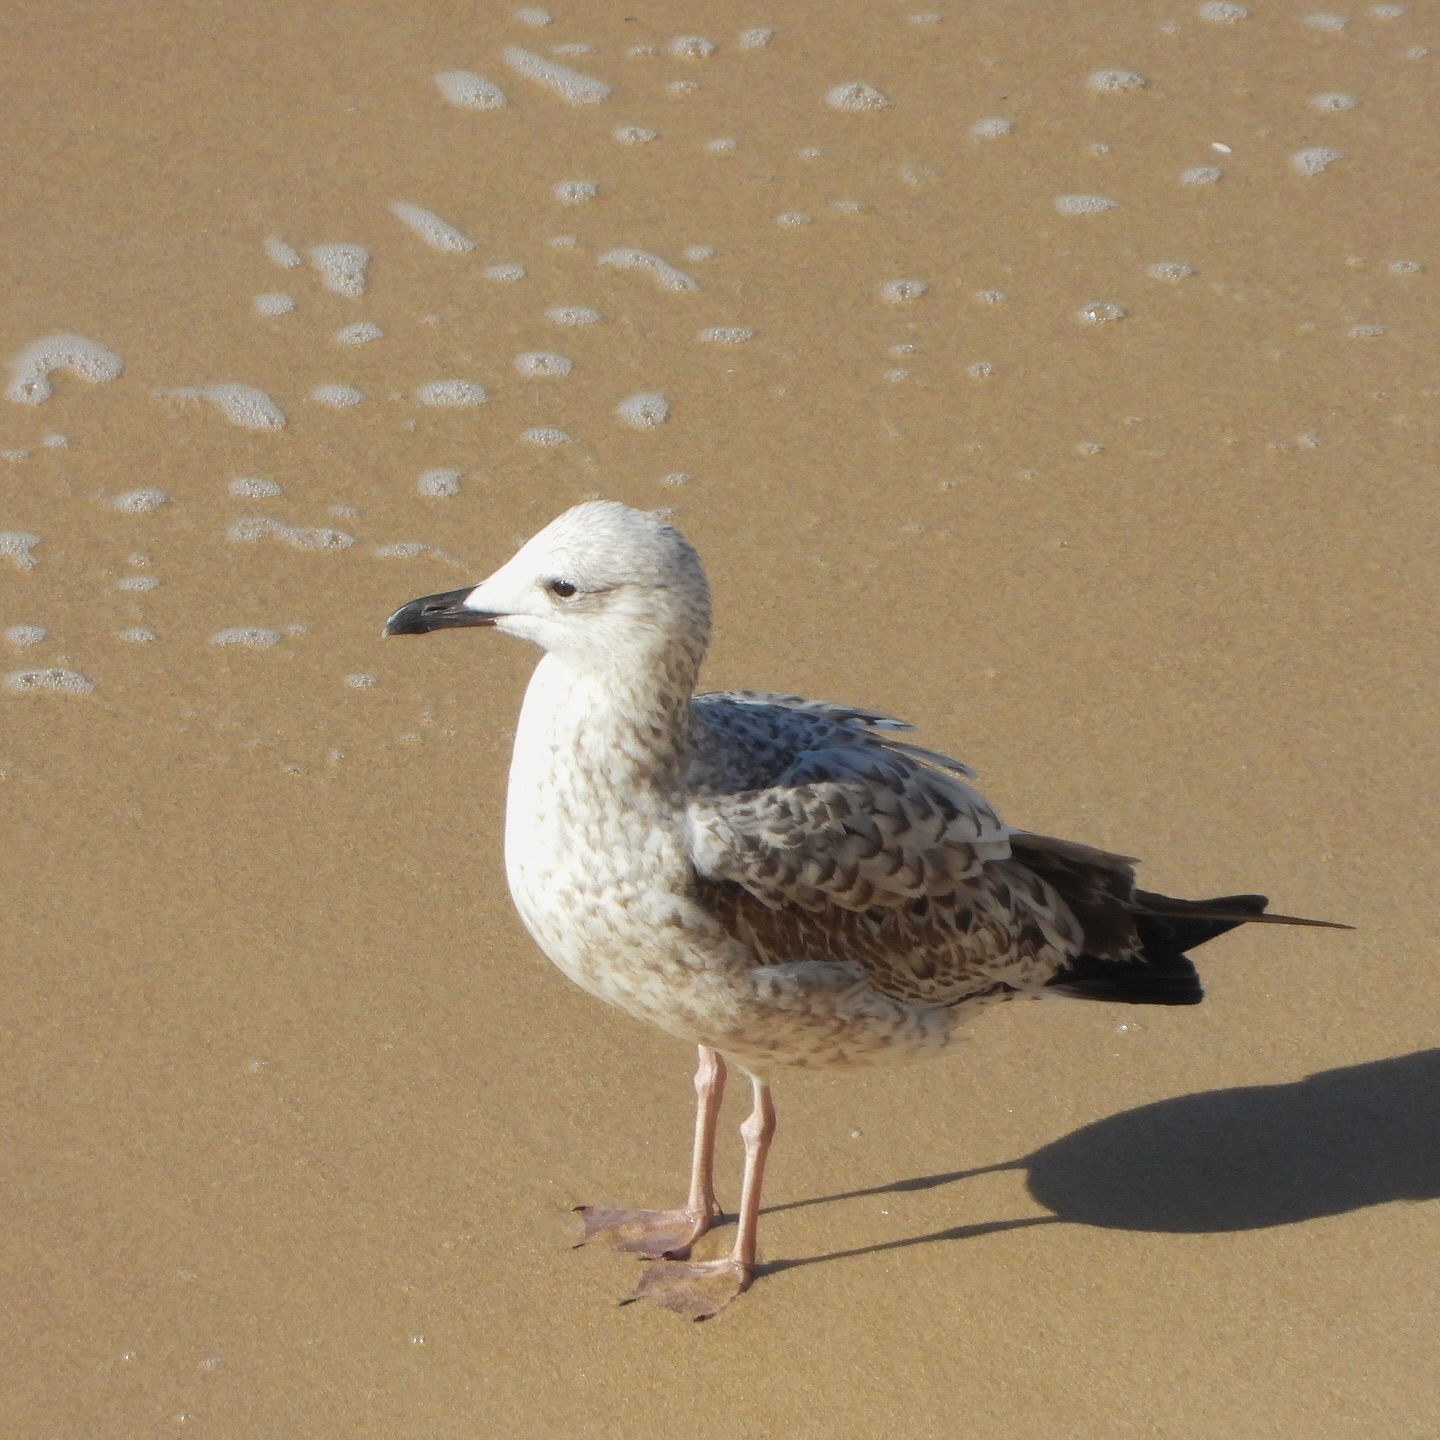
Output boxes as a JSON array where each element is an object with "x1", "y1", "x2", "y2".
[{"x1": 385, "y1": 502, "x2": 1345, "y2": 1318}]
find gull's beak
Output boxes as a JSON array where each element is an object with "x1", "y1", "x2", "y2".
[{"x1": 383, "y1": 586, "x2": 501, "y2": 637}]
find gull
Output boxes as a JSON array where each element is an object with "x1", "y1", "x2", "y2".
[{"x1": 384, "y1": 501, "x2": 1345, "y2": 1319}]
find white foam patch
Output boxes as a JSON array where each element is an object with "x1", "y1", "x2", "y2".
[
  {"x1": 739, "y1": 28, "x2": 774, "y2": 48},
  {"x1": 117, "y1": 575, "x2": 159, "y2": 591},
  {"x1": 666, "y1": 80, "x2": 699, "y2": 96},
  {"x1": 0, "y1": 532, "x2": 41, "y2": 569},
  {"x1": 1147, "y1": 261, "x2": 1195, "y2": 281},
  {"x1": 1292, "y1": 147, "x2": 1343, "y2": 175},
  {"x1": 597, "y1": 248, "x2": 700, "y2": 292},
  {"x1": 826, "y1": 82, "x2": 890, "y2": 110},
  {"x1": 229, "y1": 476, "x2": 283, "y2": 498},
  {"x1": 553, "y1": 43, "x2": 594, "y2": 56},
  {"x1": 255, "y1": 293, "x2": 296, "y2": 315},
  {"x1": 669, "y1": 36, "x2": 717, "y2": 58},
  {"x1": 973, "y1": 290, "x2": 1007, "y2": 306},
  {"x1": 1388, "y1": 259, "x2": 1424, "y2": 274},
  {"x1": 554, "y1": 180, "x2": 598, "y2": 204},
  {"x1": 684, "y1": 246, "x2": 716, "y2": 261},
  {"x1": 389, "y1": 201, "x2": 476, "y2": 252},
  {"x1": 502, "y1": 46, "x2": 611, "y2": 104},
  {"x1": 515, "y1": 351, "x2": 573, "y2": 377},
  {"x1": 116, "y1": 626, "x2": 158, "y2": 643},
  {"x1": 312, "y1": 384, "x2": 365, "y2": 407},
  {"x1": 4, "y1": 624, "x2": 46, "y2": 646},
  {"x1": 699, "y1": 326, "x2": 754, "y2": 343},
  {"x1": 211, "y1": 627, "x2": 283, "y2": 648},
  {"x1": 264, "y1": 236, "x2": 302, "y2": 267},
  {"x1": 111, "y1": 489, "x2": 168, "y2": 514},
  {"x1": 1180, "y1": 166, "x2": 1223, "y2": 185},
  {"x1": 663, "y1": 472, "x2": 693, "y2": 485},
  {"x1": 309, "y1": 244, "x2": 371, "y2": 297},
  {"x1": 967, "y1": 361, "x2": 997, "y2": 378},
  {"x1": 336, "y1": 322, "x2": 384, "y2": 345},
  {"x1": 614, "y1": 126, "x2": 658, "y2": 144},
  {"x1": 880, "y1": 279, "x2": 928, "y2": 302},
  {"x1": 706, "y1": 138, "x2": 738, "y2": 152},
  {"x1": 515, "y1": 6, "x2": 552, "y2": 24},
  {"x1": 1303, "y1": 12, "x2": 1348, "y2": 29},
  {"x1": 5, "y1": 667, "x2": 93, "y2": 694},
  {"x1": 1349, "y1": 323, "x2": 1386, "y2": 336},
  {"x1": 6, "y1": 334, "x2": 124, "y2": 405},
  {"x1": 1197, "y1": 2, "x2": 1249, "y2": 19},
  {"x1": 1371, "y1": 3, "x2": 1404, "y2": 15},
  {"x1": 1310, "y1": 92, "x2": 1359, "y2": 110},
  {"x1": 522, "y1": 427, "x2": 572, "y2": 445},
  {"x1": 484, "y1": 264, "x2": 526, "y2": 283},
  {"x1": 228, "y1": 517, "x2": 357, "y2": 550},
  {"x1": 372, "y1": 542, "x2": 431, "y2": 559},
  {"x1": 44, "y1": 434, "x2": 67, "y2": 448},
  {"x1": 1077, "y1": 301, "x2": 1127, "y2": 324},
  {"x1": 547, "y1": 305, "x2": 601, "y2": 324},
  {"x1": 616, "y1": 392, "x2": 669, "y2": 429},
  {"x1": 1087, "y1": 69, "x2": 1147, "y2": 92},
  {"x1": 170, "y1": 384, "x2": 287, "y2": 430},
  {"x1": 971, "y1": 117, "x2": 1013, "y2": 138},
  {"x1": 418, "y1": 468, "x2": 461, "y2": 497},
  {"x1": 1056, "y1": 194, "x2": 1119, "y2": 214},
  {"x1": 416, "y1": 380, "x2": 487, "y2": 406},
  {"x1": 434, "y1": 71, "x2": 507, "y2": 109},
  {"x1": 776, "y1": 212, "x2": 812, "y2": 227}
]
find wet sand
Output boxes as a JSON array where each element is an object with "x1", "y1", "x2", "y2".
[{"x1": 3, "y1": 2, "x2": 1438, "y2": 1435}]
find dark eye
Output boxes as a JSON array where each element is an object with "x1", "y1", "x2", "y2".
[{"x1": 547, "y1": 579, "x2": 577, "y2": 599}]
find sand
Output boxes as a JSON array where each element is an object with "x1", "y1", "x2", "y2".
[{"x1": 2, "y1": 2, "x2": 1437, "y2": 1435}]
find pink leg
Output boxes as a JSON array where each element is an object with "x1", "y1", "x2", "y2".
[
  {"x1": 633, "y1": 1074, "x2": 776, "y2": 1319},
  {"x1": 576, "y1": 1046, "x2": 727, "y2": 1259}
]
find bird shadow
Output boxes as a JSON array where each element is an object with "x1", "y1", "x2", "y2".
[{"x1": 761, "y1": 1048, "x2": 1440, "y2": 1275}]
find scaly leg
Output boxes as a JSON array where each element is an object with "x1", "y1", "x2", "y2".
[
  {"x1": 634, "y1": 1074, "x2": 776, "y2": 1319},
  {"x1": 577, "y1": 1046, "x2": 727, "y2": 1259}
]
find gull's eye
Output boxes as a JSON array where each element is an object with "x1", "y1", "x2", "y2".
[{"x1": 547, "y1": 579, "x2": 578, "y2": 599}]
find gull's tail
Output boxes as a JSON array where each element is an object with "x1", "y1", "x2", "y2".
[{"x1": 1046, "y1": 893, "x2": 1351, "y2": 1006}]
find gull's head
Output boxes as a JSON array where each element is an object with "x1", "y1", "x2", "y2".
[{"x1": 384, "y1": 501, "x2": 711, "y2": 673}]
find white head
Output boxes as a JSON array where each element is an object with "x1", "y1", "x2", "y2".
[{"x1": 385, "y1": 502, "x2": 712, "y2": 681}]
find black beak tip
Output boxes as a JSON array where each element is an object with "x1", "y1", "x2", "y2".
[{"x1": 382, "y1": 586, "x2": 498, "y2": 638}]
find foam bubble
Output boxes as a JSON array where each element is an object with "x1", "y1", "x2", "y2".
[
  {"x1": 521, "y1": 426, "x2": 572, "y2": 445},
  {"x1": 684, "y1": 246, "x2": 716, "y2": 262},
  {"x1": 1077, "y1": 301, "x2": 1127, "y2": 324},
  {"x1": 1055, "y1": 194, "x2": 1120, "y2": 214},
  {"x1": 554, "y1": 180, "x2": 598, "y2": 204},
  {"x1": 597, "y1": 248, "x2": 700, "y2": 292},
  {"x1": 116, "y1": 575, "x2": 159, "y2": 591},
  {"x1": 967, "y1": 361, "x2": 997, "y2": 378},
  {"x1": 1371, "y1": 3, "x2": 1404, "y2": 14},
  {"x1": 910, "y1": 13, "x2": 943, "y2": 23},
  {"x1": 1291, "y1": 147, "x2": 1343, "y2": 175},
  {"x1": 776, "y1": 212, "x2": 812, "y2": 227},
  {"x1": 699, "y1": 326, "x2": 754, "y2": 344},
  {"x1": 1303, "y1": 12, "x2": 1348, "y2": 28},
  {"x1": 1197, "y1": 2, "x2": 1249, "y2": 19},
  {"x1": 970, "y1": 117, "x2": 1013, "y2": 138},
  {"x1": 116, "y1": 626, "x2": 158, "y2": 643},
  {"x1": 502, "y1": 46, "x2": 611, "y2": 104},
  {"x1": 5, "y1": 667, "x2": 93, "y2": 694},
  {"x1": 0, "y1": 532, "x2": 41, "y2": 570},
  {"x1": 739, "y1": 27, "x2": 774, "y2": 47},
  {"x1": 663, "y1": 472, "x2": 693, "y2": 485},
  {"x1": 884, "y1": 368, "x2": 911, "y2": 382},
  {"x1": 418, "y1": 468, "x2": 462, "y2": 497},
  {"x1": 827, "y1": 81, "x2": 890, "y2": 110},
  {"x1": 880, "y1": 279, "x2": 928, "y2": 303},
  {"x1": 210, "y1": 627, "x2": 282, "y2": 648},
  {"x1": 389, "y1": 201, "x2": 476, "y2": 252},
  {"x1": 1310, "y1": 92, "x2": 1359, "y2": 110},
  {"x1": 666, "y1": 80, "x2": 700, "y2": 96},
  {"x1": 1180, "y1": 166, "x2": 1223, "y2": 185},
  {"x1": 6, "y1": 334, "x2": 124, "y2": 405},
  {"x1": 616, "y1": 392, "x2": 670, "y2": 428},
  {"x1": 264, "y1": 236, "x2": 302, "y2": 267},
  {"x1": 43, "y1": 434, "x2": 67, "y2": 448},
  {"x1": 548, "y1": 235, "x2": 578, "y2": 247},
  {"x1": 705, "y1": 137, "x2": 738, "y2": 152},
  {"x1": 5, "y1": 624, "x2": 45, "y2": 648},
  {"x1": 229, "y1": 476, "x2": 283, "y2": 498},
  {"x1": 309, "y1": 244, "x2": 370, "y2": 297},
  {"x1": 345, "y1": 674, "x2": 379, "y2": 689},
  {"x1": 372, "y1": 542, "x2": 430, "y2": 559},
  {"x1": 170, "y1": 384, "x2": 286, "y2": 430},
  {"x1": 111, "y1": 489, "x2": 168, "y2": 514},
  {"x1": 1087, "y1": 69, "x2": 1147, "y2": 92},
  {"x1": 336, "y1": 322, "x2": 384, "y2": 345},
  {"x1": 515, "y1": 6, "x2": 551, "y2": 24},
  {"x1": 516, "y1": 352, "x2": 573, "y2": 377},
  {"x1": 972, "y1": 290, "x2": 1008, "y2": 305},
  {"x1": 1147, "y1": 261, "x2": 1195, "y2": 281},
  {"x1": 228, "y1": 517, "x2": 357, "y2": 550},
  {"x1": 669, "y1": 36, "x2": 717, "y2": 58},
  {"x1": 1388, "y1": 259, "x2": 1424, "y2": 274},
  {"x1": 1349, "y1": 323, "x2": 1386, "y2": 336},
  {"x1": 614, "y1": 125, "x2": 658, "y2": 144},
  {"x1": 312, "y1": 384, "x2": 364, "y2": 407},
  {"x1": 547, "y1": 305, "x2": 602, "y2": 325},
  {"x1": 416, "y1": 380, "x2": 487, "y2": 406},
  {"x1": 553, "y1": 43, "x2": 594, "y2": 56},
  {"x1": 254, "y1": 293, "x2": 296, "y2": 315},
  {"x1": 434, "y1": 71, "x2": 507, "y2": 108}
]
